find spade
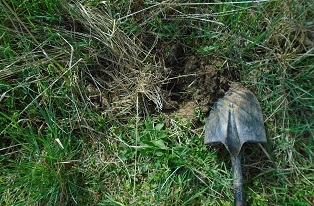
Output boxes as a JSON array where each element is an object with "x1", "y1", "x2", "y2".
[{"x1": 205, "y1": 84, "x2": 267, "y2": 206}]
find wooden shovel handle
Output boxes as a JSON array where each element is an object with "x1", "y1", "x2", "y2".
[{"x1": 232, "y1": 154, "x2": 244, "y2": 206}]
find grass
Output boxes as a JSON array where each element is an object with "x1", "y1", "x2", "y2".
[{"x1": 1, "y1": 0, "x2": 313, "y2": 205}]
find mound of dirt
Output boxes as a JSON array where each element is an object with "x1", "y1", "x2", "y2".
[{"x1": 160, "y1": 44, "x2": 231, "y2": 121}]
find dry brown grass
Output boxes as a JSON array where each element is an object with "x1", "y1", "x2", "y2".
[{"x1": 62, "y1": 1, "x2": 171, "y2": 114}]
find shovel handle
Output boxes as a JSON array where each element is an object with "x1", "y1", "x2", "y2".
[{"x1": 231, "y1": 154, "x2": 244, "y2": 206}]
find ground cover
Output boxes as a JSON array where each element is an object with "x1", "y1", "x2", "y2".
[{"x1": 0, "y1": 0, "x2": 313, "y2": 205}]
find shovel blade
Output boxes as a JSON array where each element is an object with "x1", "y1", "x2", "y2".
[{"x1": 205, "y1": 85, "x2": 266, "y2": 157}]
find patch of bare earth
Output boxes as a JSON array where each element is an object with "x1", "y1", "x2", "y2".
[{"x1": 160, "y1": 44, "x2": 230, "y2": 122}]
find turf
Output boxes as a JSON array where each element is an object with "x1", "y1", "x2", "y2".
[{"x1": 1, "y1": 0, "x2": 313, "y2": 205}]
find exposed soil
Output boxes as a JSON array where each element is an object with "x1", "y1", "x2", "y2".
[{"x1": 160, "y1": 43, "x2": 232, "y2": 121}]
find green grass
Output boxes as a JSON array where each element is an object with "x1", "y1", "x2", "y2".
[{"x1": 1, "y1": 0, "x2": 313, "y2": 205}]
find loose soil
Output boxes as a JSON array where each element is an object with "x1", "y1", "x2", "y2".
[{"x1": 160, "y1": 43, "x2": 233, "y2": 121}]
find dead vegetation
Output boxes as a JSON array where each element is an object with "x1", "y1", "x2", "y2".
[{"x1": 61, "y1": 1, "x2": 240, "y2": 121}]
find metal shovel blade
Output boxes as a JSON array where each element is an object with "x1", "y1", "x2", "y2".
[
  {"x1": 205, "y1": 85, "x2": 266, "y2": 157},
  {"x1": 204, "y1": 85, "x2": 266, "y2": 205}
]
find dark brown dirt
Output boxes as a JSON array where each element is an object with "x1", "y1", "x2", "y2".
[{"x1": 160, "y1": 43, "x2": 232, "y2": 120}]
